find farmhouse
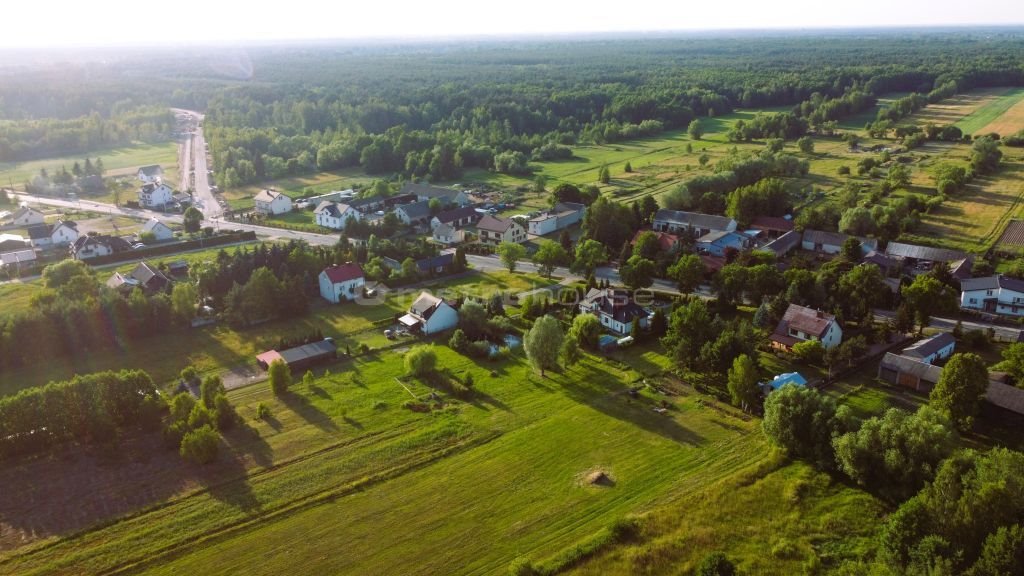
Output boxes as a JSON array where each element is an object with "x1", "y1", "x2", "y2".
[
  {"x1": 477, "y1": 215, "x2": 527, "y2": 245},
  {"x1": 401, "y1": 182, "x2": 470, "y2": 207},
  {"x1": 394, "y1": 200, "x2": 433, "y2": 226},
  {"x1": 4, "y1": 206, "x2": 45, "y2": 227},
  {"x1": 140, "y1": 218, "x2": 174, "y2": 241},
  {"x1": 138, "y1": 182, "x2": 174, "y2": 208},
  {"x1": 318, "y1": 262, "x2": 366, "y2": 303},
  {"x1": 314, "y1": 201, "x2": 361, "y2": 230},
  {"x1": 652, "y1": 209, "x2": 736, "y2": 237},
  {"x1": 878, "y1": 353, "x2": 943, "y2": 393},
  {"x1": 527, "y1": 202, "x2": 586, "y2": 236},
  {"x1": 70, "y1": 234, "x2": 131, "y2": 260},
  {"x1": 763, "y1": 230, "x2": 801, "y2": 257},
  {"x1": 801, "y1": 229, "x2": 877, "y2": 255},
  {"x1": 771, "y1": 304, "x2": 843, "y2": 351},
  {"x1": 431, "y1": 206, "x2": 480, "y2": 230},
  {"x1": 901, "y1": 332, "x2": 956, "y2": 364},
  {"x1": 254, "y1": 189, "x2": 293, "y2": 216},
  {"x1": 696, "y1": 230, "x2": 753, "y2": 257},
  {"x1": 579, "y1": 288, "x2": 650, "y2": 336},
  {"x1": 749, "y1": 215, "x2": 794, "y2": 239},
  {"x1": 257, "y1": 338, "x2": 337, "y2": 372},
  {"x1": 400, "y1": 291, "x2": 459, "y2": 335},
  {"x1": 107, "y1": 261, "x2": 171, "y2": 295},
  {"x1": 432, "y1": 223, "x2": 465, "y2": 245},
  {"x1": 137, "y1": 165, "x2": 163, "y2": 183},
  {"x1": 960, "y1": 275, "x2": 1024, "y2": 317}
]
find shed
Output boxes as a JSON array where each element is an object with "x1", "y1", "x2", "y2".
[
  {"x1": 257, "y1": 339, "x2": 337, "y2": 371},
  {"x1": 878, "y1": 353, "x2": 943, "y2": 393},
  {"x1": 764, "y1": 372, "x2": 808, "y2": 393}
]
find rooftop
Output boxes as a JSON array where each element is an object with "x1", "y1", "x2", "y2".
[
  {"x1": 884, "y1": 241, "x2": 967, "y2": 263},
  {"x1": 902, "y1": 332, "x2": 955, "y2": 360},
  {"x1": 322, "y1": 262, "x2": 365, "y2": 284},
  {"x1": 775, "y1": 304, "x2": 836, "y2": 339},
  {"x1": 653, "y1": 209, "x2": 734, "y2": 231}
]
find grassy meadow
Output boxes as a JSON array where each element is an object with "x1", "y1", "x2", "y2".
[{"x1": 0, "y1": 141, "x2": 179, "y2": 192}]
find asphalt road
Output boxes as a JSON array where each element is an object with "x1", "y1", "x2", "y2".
[{"x1": 172, "y1": 109, "x2": 222, "y2": 219}]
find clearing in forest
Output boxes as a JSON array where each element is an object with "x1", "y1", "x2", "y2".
[
  {"x1": 973, "y1": 90, "x2": 1024, "y2": 136},
  {"x1": 907, "y1": 87, "x2": 1013, "y2": 128}
]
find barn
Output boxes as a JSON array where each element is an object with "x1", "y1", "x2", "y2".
[
  {"x1": 878, "y1": 353, "x2": 943, "y2": 393},
  {"x1": 257, "y1": 338, "x2": 337, "y2": 372}
]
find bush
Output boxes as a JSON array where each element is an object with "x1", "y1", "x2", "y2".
[
  {"x1": 449, "y1": 328, "x2": 469, "y2": 352},
  {"x1": 464, "y1": 372, "x2": 475, "y2": 388},
  {"x1": 468, "y1": 340, "x2": 492, "y2": 358},
  {"x1": 508, "y1": 557, "x2": 537, "y2": 576},
  {"x1": 697, "y1": 551, "x2": 738, "y2": 576},
  {"x1": 214, "y1": 395, "x2": 237, "y2": 430},
  {"x1": 179, "y1": 425, "x2": 220, "y2": 464},
  {"x1": 268, "y1": 359, "x2": 291, "y2": 395},
  {"x1": 405, "y1": 345, "x2": 438, "y2": 377},
  {"x1": 254, "y1": 402, "x2": 271, "y2": 420}
]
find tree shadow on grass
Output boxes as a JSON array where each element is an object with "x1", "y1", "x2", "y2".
[
  {"x1": 221, "y1": 421, "x2": 274, "y2": 469},
  {"x1": 281, "y1": 391, "x2": 341, "y2": 434},
  {"x1": 194, "y1": 448, "x2": 261, "y2": 514}
]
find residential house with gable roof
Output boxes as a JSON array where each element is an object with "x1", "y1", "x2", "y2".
[
  {"x1": 318, "y1": 262, "x2": 365, "y2": 303},
  {"x1": 770, "y1": 303, "x2": 843, "y2": 351}
]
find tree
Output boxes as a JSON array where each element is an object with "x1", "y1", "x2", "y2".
[
  {"x1": 837, "y1": 264, "x2": 887, "y2": 323},
  {"x1": 449, "y1": 328, "x2": 469, "y2": 352},
  {"x1": 903, "y1": 275, "x2": 958, "y2": 333},
  {"x1": 524, "y1": 315, "x2": 564, "y2": 376},
  {"x1": 533, "y1": 174, "x2": 547, "y2": 193},
  {"x1": 571, "y1": 239, "x2": 608, "y2": 277},
  {"x1": 532, "y1": 240, "x2": 569, "y2": 278},
  {"x1": 971, "y1": 524, "x2": 1024, "y2": 576},
  {"x1": 839, "y1": 206, "x2": 875, "y2": 236},
  {"x1": 696, "y1": 552, "x2": 737, "y2": 576},
  {"x1": 797, "y1": 136, "x2": 815, "y2": 154},
  {"x1": 582, "y1": 196, "x2": 636, "y2": 253},
  {"x1": 568, "y1": 313, "x2": 602, "y2": 349},
  {"x1": 200, "y1": 375, "x2": 225, "y2": 410},
  {"x1": 632, "y1": 231, "x2": 661, "y2": 260},
  {"x1": 171, "y1": 282, "x2": 198, "y2": 324},
  {"x1": 624, "y1": 161, "x2": 633, "y2": 173},
  {"x1": 997, "y1": 342, "x2": 1024, "y2": 383},
  {"x1": 668, "y1": 254, "x2": 705, "y2": 293},
  {"x1": 619, "y1": 255, "x2": 655, "y2": 289},
  {"x1": 183, "y1": 206, "x2": 203, "y2": 233},
  {"x1": 268, "y1": 359, "x2": 291, "y2": 395},
  {"x1": 762, "y1": 384, "x2": 845, "y2": 468},
  {"x1": 688, "y1": 119, "x2": 705, "y2": 140},
  {"x1": 401, "y1": 257, "x2": 418, "y2": 279},
  {"x1": 561, "y1": 334, "x2": 582, "y2": 367},
  {"x1": 497, "y1": 242, "x2": 526, "y2": 273},
  {"x1": 179, "y1": 425, "x2": 219, "y2": 464},
  {"x1": 792, "y1": 340, "x2": 825, "y2": 365},
  {"x1": 598, "y1": 165, "x2": 610, "y2": 184},
  {"x1": 405, "y1": 345, "x2": 438, "y2": 377},
  {"x1": 971, "y1": 136, "x2": 1003, "y2": 174},
  {"x1": 727, "y1": 354, "x2": 761, "y2": 412},
  {"x1": 458, "y1": 300, "x2": 488, "y2": 340},
  {"x1": 930, "y1": 353, "x2": 990, "y2": 431},
  {"x1": 551, "y1": 183, "x2": 583, "y2": 205},
  {"x1": 840, "y1": 237, "x2": 862, "y2": 262}
]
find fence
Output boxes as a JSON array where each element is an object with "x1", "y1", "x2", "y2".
[{"x1": 83, "y1": 231, "x2": 257, "y2": 266}]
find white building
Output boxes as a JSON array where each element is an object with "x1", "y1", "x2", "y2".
[
  {"x1": 432, "y1": 223, "x2": 465, "y2": 245},
  {"x1": 394, "y1": 200, "x2": 433, "y2": 226},
  {"x1": 961, "y1": 275, "x2": 1024, "y2": 317},
  {"x1": 0, "y1": 249, "x2": 36, "y2": 270},
  {"x1": 314, "y1": 201, "x2": 361, "y2": 230},
  {"x1": 652, "y1": 209, "x2": 736, "y2": 237},
  {"x1": 139, "y1": 183, "x2": 174, "y2": 208},
  {"x1": 578, "y1": 289, "x2": 650, "y2": 335},
  {"x1": 141, "y1": 218, "x2": 174, "y2": 241},
  {"x1": 5, "y1": 206, "x2": 45, "y2": 227},
  {"x1": 477, "y1": 215, "x2": 527, "y2": 245},
  {"x1": 49, "y1": 220, "x2": 79, "y2": 246},
  {"x1": 137, "y1": 165, "x2": 164, "y2": 184},
  {"x1": 399, "y1": 291, "x2": 459, "y2": 335},
  {"x1": 901, "y1": 333, "x2": 956, "y2": 365},
  {"x1": 254, "y1": 189, "x2": 293, "y2": 216},
  {"x1": 318, "y1": 262, "x2": 365, "y2": 303},
  {"x1": 770, "y1": 304, "x2": 843, "y2": 351},
  {"x1": 527, "y1": 202, "x2": 586, "y2": 236}
]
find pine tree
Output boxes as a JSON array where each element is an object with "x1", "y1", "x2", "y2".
[{"x1": 624, "y1": 161, "x2": 633, "y2": 173}]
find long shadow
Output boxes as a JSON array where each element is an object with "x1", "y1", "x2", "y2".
[
  {"x1": 221, "y1": 422, "x2": 274, "y2": 468},
  {"x1": 551, "y1": 363, "x2": 706, "y2": 446},
  {"x1": 281, "y1": 392, "x2": 341, "y2": 433},
  {"x1": 195, "y1": 444, "x2": 261, "y2": 514}
]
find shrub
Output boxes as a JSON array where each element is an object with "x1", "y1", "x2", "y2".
[
  {"x1": 268, "y1": 359, "x2": 291, "y2": 395},
  {"x1": 179, "y1": 425, "x2": 220, "y2": 464},
  {"x1": 697, "y1": 551, "x2": 738, "y2": 576},
  {"x1": 254, "y1": 402, "x2": 271, "y2": 420},
  {"x1": 468, "y1": 340, "x2": 492, "y2": 358},
  {"x1": 608, "y1": 517, "x2": 640, "y2": 542},
  {"x1": 508, "y1": 557, "x2": 537, "y2": 576},
  {"x1": 405, "y1": 345, "x2": 438, "y2": 377},
  {"x1": 214, "y1": 395, "x2": 237, "y2": 430}
]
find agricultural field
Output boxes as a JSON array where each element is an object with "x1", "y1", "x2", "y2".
[
  {"x1": 221, "y1": 169, "x2": 376, "y2": 211},
  {"x1": 906, "y1": 87, "x2": 1016, "y2": 129},
  {"x1": 954, "y1": 87, "x2": 1024, "y2": 135},
  {"x1": 0, "y1": 141, "x2": 179, "y2": 193}
]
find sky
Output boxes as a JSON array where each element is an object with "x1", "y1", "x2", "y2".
[{"x1": 5, "y1": 0, "x2": 1023, "y2": 47}]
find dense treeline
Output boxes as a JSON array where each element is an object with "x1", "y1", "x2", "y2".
[{"x1": 0, "y1": 370, "x2": 163, "y2": 460}]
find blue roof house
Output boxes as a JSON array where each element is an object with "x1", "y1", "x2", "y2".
[{"x1": 763, "y1": 372, "x2": 808, "y2": 394}]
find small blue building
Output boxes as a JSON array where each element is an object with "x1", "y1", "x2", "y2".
[
  {"x1": 763, "y1": 372, "x2": 808, "y2": 394},
  {"x1": 696, "y1": 230, "x2": 753, "y2": 257}
]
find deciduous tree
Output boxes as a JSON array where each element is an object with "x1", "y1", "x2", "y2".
[{"x1": 524, "y1": 315, "x2": 563, "y2": 377}]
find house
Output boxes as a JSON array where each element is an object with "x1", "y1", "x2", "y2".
[
  {"x1": 137, "y1": 165, "x2": 164, "y2": 184},
  {"x1": 477, "y1": 215, "x2": 527, "y2": 245},
  {"x1": 652, "y1": 209, "x2": 737, "y2": 237},
  {"x1": 631, "y1": 230, "x2": 683, "y2": 253},
  {"x1": 399, "y1": 291, "x2": 459, "y2": 335},
  {"x1": 901, "y1": 332, "x2": 956, "y2": 364},
  {"x1": 579, "y1": 288, "x2": 650, "y2": 335},
  {"x1": 763, "y1": 230, "x2": 802, "y2": 257},
  {"x1": 771, "y1": 304, "x2": 843, "y2": 351},
  {"x1": 141, "y1": 218, "x2": 174, "y2": 242},
  {"x1": 4, "y1": 206, "x2": 45, "y2": 227},
  {"x1": 433, "y1": 223, "x2": 466, "y2": 245},
  {"x1": 138, "y1": 182, "x2": 174, "y2": 208},
  {"x1": 314, "y1": 201, "x2": 361, "y2": 230},
  {"x1": 318, "y1": 262, "x2": 366, "y2": 303},
  {"x1": 167, "y1": 260, "x2": 190, "y2": 278},
  {"x1": 762, "y1": 372, "x2": 808, "y2": 394},
  {"x1": 70, "y1": 234, "x2": 131, "y2": 260},
  {"x1": 49, "y1": 220, "x2": 79, "y2": 247},
  {"x1": 107, "y1": 262, "x2": 171, "y2": 295},
  {"x1": 27, "y1": 225, "x2": 52, "y2": 249},
  {"x1": 394, "y1": 200, "x2": 433, "y2": 226},
  {"x1": 0, "y1": 249, "x2": 36, "y2": 270},
  {"x1": 878, "y1": 353, "x2": 943, "y2": 393},
  {"x1": 883, "y1": 241, "x2": 968, "y2": 272},
  {"x1": 416, "y1": 252, "x2": 456, "y2": 276},
  {"x1": 696, "y1": 230, "x2": 753, "y2": 257},
  {"x1": 801, "y1": 229, "x2": 877, "y2": 255},
  {"x1": 401, "y1": 182, "x2": 470, "y2": 207},
  {"x1": 431, "y1": 206, "x2": 481, "y2": 230},
  {"x1": 0, "y1": 233, "x2": 28, "y2": 253},
  {"x1": 348, "y1": 195, "x2": 388, "y2": 214},
  {"x1": 749, "y1": 215, "x2": 794, "y2": 239},
  {"x1": 254, "y1": 189, "x2": 293, "y2": 216},
  {"x1": 960, "y1": 275, "x2": 1024, "y2": 317},
  {"x1": 257, "y1": 338, "x2": 337, "y2": 372},
  {"x1": 527, "y1": 202, "x2": 586, "y2": 236}
]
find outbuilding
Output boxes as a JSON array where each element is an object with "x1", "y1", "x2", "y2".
[{"x1": 257, "y1": 338, "x2": 337, "y2": 372}]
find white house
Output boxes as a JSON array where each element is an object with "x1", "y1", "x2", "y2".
[
  {"x1": 578, "y1": 288, "x2": 650, "y2": 335},
  {"x1": 399, "y1": 291, "x2": 459, "y2": 335},
  {"x1": 138, "y1": 182, "x2": 174, "y2": 208},
  {"x1": 961, "y1": 275, "x2": 1024, "y2": 317},
  {"x1": 394, "y1": 200, "x2": 433, "y2": 226},
  {"x1": 70, "y1": 235, "x2": 130, "y2": 260},
  {"x1": 401, "y1": 182, "x2": 470, "y2": 207},
  {"x1": 318, "y1": 262, "x2": 366, "y2": 303},
  {"x1": 137, "y1": 165, "x2": 164, "y2": 184},
  {"x1": 770, "y1": 304, "x2": 843, "y2": 351},
  {"x1": 527, "y1": 202, "x2": 586, "y2": 236},
  {"x1": 5, "y1": 206, "x2": 45, "y2": 227},
  {"x1": 49, "y1": 220, "x2": 79, "y2": 246},
  {"x1": 314, "y1": 201, "x2": 361, "y2": 230},
  {"x1": 477, "y1": 215, "x2": 527, "y2": 245},
  {"x1": 432, "y1": 223, "x2": 465, "y2": 245},
  {"x1": 652, "y1": 209, "x2": 736, "y2": 237},
  {"x1": 254, "y1": 189, "x2": 293, "y2": 216},
  {"x1": 141, "y1": 218, "x2": 174, "y2": 241},
  {"x1": 901, "y1": 333, "x2": 956, "y2": 365}
]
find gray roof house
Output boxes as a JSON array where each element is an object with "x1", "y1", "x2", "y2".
[{"x1": 652, "y1": 210, "x2": 736, "y2": 237}]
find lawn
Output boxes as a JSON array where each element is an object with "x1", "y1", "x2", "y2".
[
  {"x1": 954, "y1": 87, "x2": 1024, "y2": 135},
  {"x1": 0, "y1": 346, "x2": 768, "y2": 576},
  {"x1": 0, "y1": 142, "x2": 179, "y2": 193},
  {"x1": 222, "y1": 168, "x2": 376, "y2": 207}
]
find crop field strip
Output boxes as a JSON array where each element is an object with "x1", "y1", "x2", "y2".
[{"x1": 954, "y1": 87, "x2": 1024, "y2": 135}]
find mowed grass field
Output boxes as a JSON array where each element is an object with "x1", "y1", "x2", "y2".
[
  {"x1": 955, "y1": 87, "x2": 1024, "y2": 135},
  {"x1": 906, "y1": 87, "x2": 1014, "y2": 128},
  {"x1": 0, "y1": 141, "x2": 179, "y2": 191},
  {"x1": 974, "y1": 90, "x2": 1024, "y2": 136},
  {"x1": 0, "y1": 346, "x2": 772, "y2": 576}
]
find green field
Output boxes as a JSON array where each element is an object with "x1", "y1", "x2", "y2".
[
  {"x1": 223, "y1": 168, "x2": 376, "y2": 210},
  {"x1": 0, "y1": 346, "x2": 772, "y2": 576},
  {"x1": 836, "y1": 93, "x2": 912, "y2": 131},
  {"x1": 954, "y1": 87, "x2": 1024, "y2": 135},
  {"x1": 0, "y1": 142, "x2": 179, "y2": 192}
]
